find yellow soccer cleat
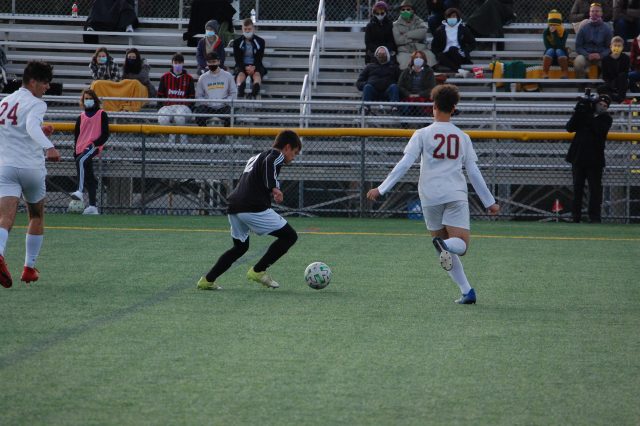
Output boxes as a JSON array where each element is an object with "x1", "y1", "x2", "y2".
[
  {"x1": 196, "y1": 276, "x2": 222, "y2": 290},
  {"x1": 247, "y1": 267, "x2": 279, "y2": 289}
]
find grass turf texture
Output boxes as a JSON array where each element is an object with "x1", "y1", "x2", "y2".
[{"x1": 0, "y1": 214, "x2": 638, "y2": 425}]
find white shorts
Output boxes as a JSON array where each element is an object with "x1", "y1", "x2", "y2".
[
  {"x1": 0, "y1": 166, "x2": 46, "y2": 203},
  {"x1": 423, "y1": 200, "x2": 470, "y2": 231},
  {"x1": 228, "y1": 209, "x2": 287, "y2": 242}
]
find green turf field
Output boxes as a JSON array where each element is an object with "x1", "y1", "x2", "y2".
[{"x1": 0, "y1": 214, "x2": 638, "y2": 425}]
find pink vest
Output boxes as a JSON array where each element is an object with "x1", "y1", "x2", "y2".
[{"x1": 76, "y1": 109, "x2": 105, "y2": 155}]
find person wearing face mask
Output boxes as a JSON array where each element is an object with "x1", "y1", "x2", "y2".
[
  {"x1": 197, "y1": 20, "x2": 227, "y2": 76},
  {"x1": 89, "y1": 47, "x2": 120, "y2": 82},
  {"x1": 575, "y1": 3, "x2": 614, "y2": 78},
  {"x1": 393, "y1": 0, "x2": 433, "y2": 69},
  {"x1": 356, "y1": 46, "x2": 400, "y2": 115},
  {"x1": 431, "y1": 8, "x2": 475, "y2": 72},
  {"x1": 570, "y1": 0, "x2": 613, "y2": 33},
  {"x1": 194, "y1": 52, "x2": 237, "y2": 127},
  {"x1": 565, "y1": 92, "x2": 613, "y2": 223},
  {"x1": 157, "y1": 53, "x2": 196, "y2": 143},
  {"x1": 600, "y1": 36, "x2": 631, "y2": 101},
  {"x1": 425, "y1": 0, "x2": 461, "y2": 35},
  {"x1": 365, "y1": 1, "x2": 397, "y2": 64},
  {"x1": 232, "y1": 18, "x2": 267, "y2": 99},
  {"x1": 122, "y1": 47, "x2": 157, "y2": 98},
  {"x1": 541, "y1": 10, "x2": 570, "y2": 79},
  {"x1": 613, "y1": 0, "x2": 640, "y2": 47},
  {"x1": 398, "y1": 50, "x2": 435, "y2": 116},
  {"x1": 70, "y1": 89, "x2": 109, "y2": 215}
]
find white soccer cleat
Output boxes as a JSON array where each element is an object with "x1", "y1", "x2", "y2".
[
  {"x1": 70, "y1": 190, "x2": 83, "y2": 200},
  {"x1": 432, "y1": 237, "x2": 453, "y2": 272},
  {"x1": 82, "y1": 205, "x2": 99, "y2": 215}
]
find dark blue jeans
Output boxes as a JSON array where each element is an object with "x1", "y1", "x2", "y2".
[{"x1": 362, "y1": 83, "x2": 400, "y2": 105}]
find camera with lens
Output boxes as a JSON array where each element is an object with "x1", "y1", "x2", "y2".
[{"x1": 575, "y1": 88, "x2": 599, "y2": 114}]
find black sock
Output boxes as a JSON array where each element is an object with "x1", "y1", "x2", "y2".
[
  {"x1": 237, "y1": 84, "x2": 245, "y2": 97},
  {"x1": 206, "y1": 238, "x2": 249, "y2": 282},
  {"x1": 251, "y1": 82, "x2": 260, "y2": 97},
  {"x1": 253, "y1": 224, "x2": 297, "y2": 272}
]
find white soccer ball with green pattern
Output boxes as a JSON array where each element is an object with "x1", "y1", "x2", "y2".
[
  {"x1": 305, "y1": 262, "x2": 331, "y2": 290},
  {"x1": 67, "y1": 199, "x2": 84, "y2": 214}
]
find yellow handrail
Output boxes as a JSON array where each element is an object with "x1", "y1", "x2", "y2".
[{"x1": 46, "y1": 123, "x2": 640, "y2": 141}]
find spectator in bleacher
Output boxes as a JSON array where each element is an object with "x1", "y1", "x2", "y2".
[
  {"x1": 574, "y1": 3, "x2": 613, "y2": 78},
  {"x1": 89, "y1": 47, "x2": 121, "y2": 82},
  {"x1": 122, "y1": 48, "x2": 157, "y2": 98},
  {"x1": 613, "y1": 0, "x2": 640, "y2": 48},
  {"x1": 196, "y1": 20, "x2": 227, "y2": 76},
  {"x1": 398, "y1": 50, "x2": 436, "y2": 115},
  {"x1": 84, "y1": 0, "x2": 138, "y2": 35},
  {"x1": 183, "y1": 0, "x2": 237, "y2": 48},
  {"x1": 194, "y1": 52, "x2": 237, "y2": 127},
  {"x1": 600, "y1": 36, "x2": 631, "y2": 101},
  {"x1": 356, "y1": 46, "x2": 401, "y2": 114},
  {"x1": 542, "y1": 10, "x2": 570, "y2": 79},
  {"x1": 425, "y1": 0, "x2": 461, "y2": 35},
  {"x1": 70, "y1": 89, "x2": 110, "y2": 215},
  {"x1": 393, "y1": 0, "x2": 434, "y2": 69},
  {"x1": 565, "y1": 92, "x2": 612, "y2": 223},
  {"x1": 157, "y1": 53, "x2": 196, "y2": 144},
  {"x1": 465, "y1": 0, "x2": 515, "y2": 38},
  {"x1": 630, "y1": 34, "x2": 640, "y2": 92},
  {"x1": 365, "y1": 1, "x2": 397, "y2": 64},
  {"x1": 233, "y1": 18, "x2": 267, "y2": 99},
  {"x1": 431, "y1": 8, "x2": 475, "y2": 73},
  {"x1": 570, "y1": 0, "x2": 613, "y2": 33}
]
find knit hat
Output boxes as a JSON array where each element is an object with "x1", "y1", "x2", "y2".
[
  {"x1": 373, "y1": 1, "x2": 388, "y2": 11},
  {"x1": 400, "y1": 0, "x2": 414, "y2": 9},
  {"x1": 204, "y1": 19, "x2": 219, "y2": 31},
  {"x1": 547, "y1": 10, "x2": 562, "y2": 25}
]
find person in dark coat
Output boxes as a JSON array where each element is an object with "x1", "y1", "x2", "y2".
[
  {"x1": 431, "y1": 8, "x2": 476, "y2": 71},
  {"x1": 398, "y1": 50, "x2": 436, "y2": 115},
  {"x1": 425, "y1": 0, "x2": 461, "y2": 35},
  {"x1": 365, "y1": 1, "x2": 397, "y2": 64},
  {"x1": 83, "y1": 0, "x2": 138, "y2": 44},
  {"x1": 183, "y1": 0, "x2": 236, "y2": 48},
  {"x1": 232, "y1": 18, "x2": 268, "y2": 99},
  {"x1": 600, "y1": 36, "x2": 631, "y2": 102},
  {"x1": 356, "y1": 46, "x2": 400, "y2": 114},
  {"x1": 565, "y1": 93, "x2": 613, "y2": 223},
  {"x1": 465, "y1": 0, "x2": 515, "y2": 38}
]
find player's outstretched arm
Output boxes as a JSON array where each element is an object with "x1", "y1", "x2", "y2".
[{"x1": 367, "y1": 188, "x2": 381, "y2": 201}]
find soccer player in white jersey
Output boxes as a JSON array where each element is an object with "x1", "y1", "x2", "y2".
[
  {"x1": 0, "y1": 61, "x2": 61, "y2": 288},
  {"x1": 367, "y1": 84, "x2": 499, "y2": 304}
]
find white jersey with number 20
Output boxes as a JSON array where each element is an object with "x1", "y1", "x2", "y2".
[
  {"x1": 0, "y1": 87, "x2": 54, "y2": 169},
  {"x1": 378, "y1": 122, "x2": 479, "y2": 206}
]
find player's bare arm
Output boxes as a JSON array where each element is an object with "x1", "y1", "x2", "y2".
[
  {"x1": 487, "y1": 204, "x2": 500, "y2": 215},
  {"x1": 46, "y1": 147, "x2": 60, "y2": 162},
  {"x1": 42, "y1": 125, "x2": 54, "y2": 136},
  {"x1": 366, "y1": 188, "x2": 381, "y2": 201}
]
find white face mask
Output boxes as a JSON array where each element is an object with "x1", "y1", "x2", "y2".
[
  {"x1": 84, "y1": 99, "x2": 95, "y2": 109},
  {"x1": 243, "y1": 31, "x2": 254, "y2": 38},
  {"x1": 375, "y1": 13, "x2": 386, "y2": 21},
  {"x1": 413, "y1": 58, "x2": 424, "y2": 68}
]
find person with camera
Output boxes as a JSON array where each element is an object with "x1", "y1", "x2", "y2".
[{"x1": 565, "y1": 90, "x2": 613, "y2": 223}]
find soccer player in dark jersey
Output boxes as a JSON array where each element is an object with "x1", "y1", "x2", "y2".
[{"x1": 197, "y1": 130, "x2": 302, "y2": 290}]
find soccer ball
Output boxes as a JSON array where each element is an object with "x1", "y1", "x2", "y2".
[
  {"x1": 67, "y1": 199, "x2": 85, "y2": 214},
  {"x1": 305, "y1": 262, "x2": 332, "y2": 290}
]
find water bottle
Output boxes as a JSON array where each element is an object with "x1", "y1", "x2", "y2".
[
  {"x1": 250, "y1": 8, "x2": 256, "y2": 24},
  {"x1": 71, "y1": 2, "x2": 78, "y2": 18}
]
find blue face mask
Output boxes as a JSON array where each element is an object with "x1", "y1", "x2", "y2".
[
  {"x1": 447, "y1": 17, "x2": 458, "y2": 26},
  {"x1": 205, "y1": 30, "x2": 216, "y2": 37},
  {"x1": 84, "y1": 99, "x2": 95, "y2": 109},
  {"x1": 98, "y1": 56, "x2": 107, "y2": 64}
]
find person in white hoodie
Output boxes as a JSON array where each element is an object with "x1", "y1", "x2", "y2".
[{"x1": 430, "y1": 8, "x2": 476, "y2": 72}]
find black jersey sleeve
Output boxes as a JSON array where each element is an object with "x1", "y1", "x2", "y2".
[{"x1": 263, "y1": 150, "x2": 285, "y2": 190}]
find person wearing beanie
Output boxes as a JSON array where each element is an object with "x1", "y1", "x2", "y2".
[
  {"x1": 365, "y1": 1, "x2": 397, "y2": 64},
  {"x1": 393, "y1": 0, "x2": 434, "y2": 69},
  {"x1": 196, "y1": 19, "x2": 226, "y2": 75},
  {"x1": 542, "y1": 10, "x2": 569, "y2": 78},
  {"x1": 356, "y1": 46, "x2": 400, "y2": 114}
]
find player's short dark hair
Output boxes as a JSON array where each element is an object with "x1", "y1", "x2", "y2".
[
  {"x1": 431, "y1": 84, "x2": 459, "y2": 114},
  {"x1": 205, "y1": 52, "x2": 219, "y2": 62},
  {"x1": 273, "y1": 130, "x2": 302, "y2": 150},
  {"x1": 172, "y1": 53, "x2": 184, "y2": 63},
  {"x1": 22, "y1": 61, "x2": 53, "y2": 85},
  {"x1": 242, "y1": 18, "x2": 254, "y2": 27}
]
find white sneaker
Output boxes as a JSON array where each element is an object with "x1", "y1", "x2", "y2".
[
  {"x1": 70, "y1": 190, "x2": 83, "y2": 200},
  {"x1": 125, "y1": 25, "x2": 134, "y2": 32},
  {"x1": 82, "y1": 205, "x2": 99, "y2": 215}
]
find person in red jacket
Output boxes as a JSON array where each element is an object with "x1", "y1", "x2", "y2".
[{"x1": 629, "y1": 34, "x2": 640, "y2": 92}]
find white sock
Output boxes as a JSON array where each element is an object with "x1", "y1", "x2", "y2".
[
  {"x1": 25, "y1": 234, "x2": 43, "y2": 268},
  {"x1": 0, "y1": 227, "x2": 8, "y2": 256},
  {"x1": 444, "y1": 237, "x2": 466, "y2": 255},
  {"x1": 446, "y1": 254, "x2": 472, "y2": 295}
]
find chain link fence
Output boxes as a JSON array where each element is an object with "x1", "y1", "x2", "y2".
[
  {"x1": 1, "y1": 0, "x2": 579, "y2": 24},
  {"x1": 42, "y1": 127, "x2": 640, "y2": 222}
]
